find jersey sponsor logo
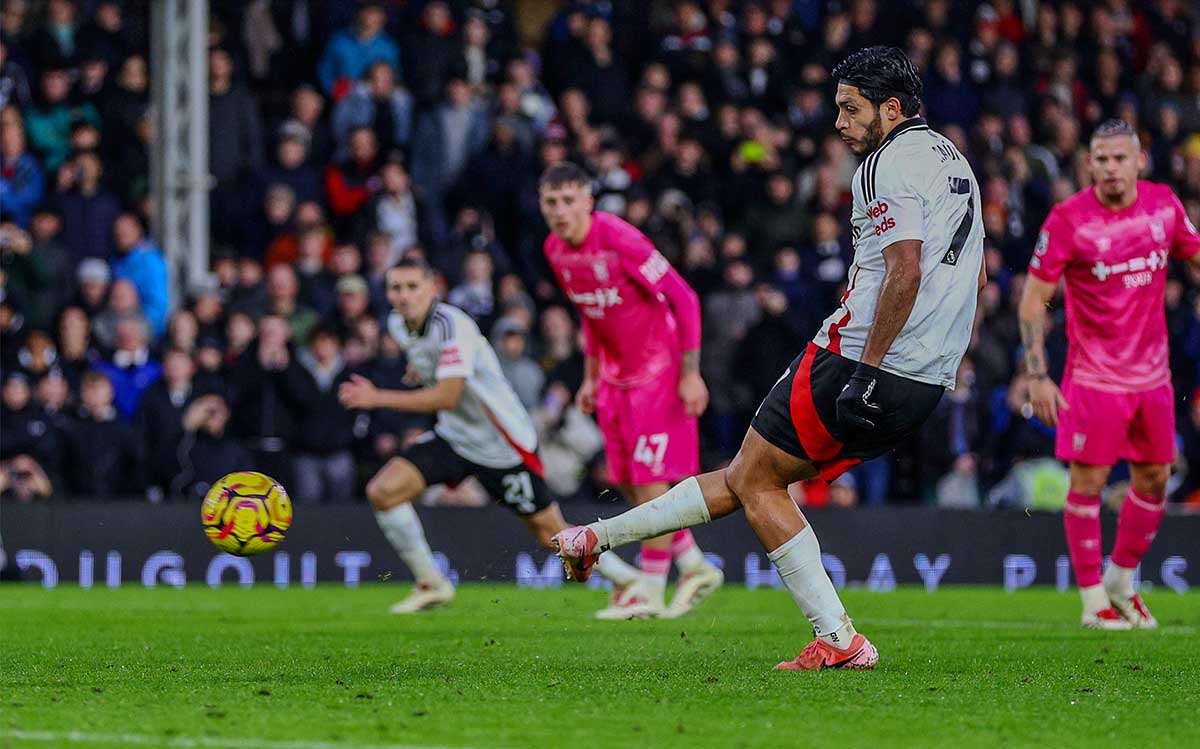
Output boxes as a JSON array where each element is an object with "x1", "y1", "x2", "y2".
[
  {"x1": 439, "y1": 347, "x2": 464, "y2": 367},
  {"x1": 1089, "y1": 249, "x2": 1167, "y2": 282},
  {"x1": 638, "y1": 251, "x2": 671, "y2": 285},
  {"x1": 568, "y1": 287, "x2": 623, "y2": 315},
  {"x1": 874, "y1": 216, "x2": 896, "y2": 235},
  {"x1": 867, "y1": 200, "x2": 889, "y2": 219}
]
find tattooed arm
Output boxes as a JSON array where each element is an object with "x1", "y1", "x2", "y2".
[{"x1": 1017, "y1": 275, "x2": 1069, "y2": 425}]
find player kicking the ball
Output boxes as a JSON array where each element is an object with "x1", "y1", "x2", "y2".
[
  {"x1": 1019, "y1": 119, "x2": 1200, "y2": 630},
  {"x1": 339, "y1": 257, "x2": 642, "y2": 613},
  {"x1": 552, "y1": 46, "x2": 986, "y2": 669},
  {"x1": 541, "y1": 162, "x2": 724, "y2": 619}
]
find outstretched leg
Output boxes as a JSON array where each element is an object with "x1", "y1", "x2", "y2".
[
  {"x1": 554, "y1": 428, "x2": 876, "y2": 669},
  {"x1": 367, "y1": 457, "x2": 455, "y2": 613}
]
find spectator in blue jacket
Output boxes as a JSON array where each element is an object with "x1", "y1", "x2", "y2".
[
  {"x1": 0, "y1": 111, "x2": 44, "y2": 227},
  {"x1": 331, "y1": 60, "x2": 413, "y2": 161},
  {"x1": 111, "y1": 213, "x2": 168, "y2": 338},
  {"x1": 95, "y1": 316, "x2": 161, "y2": 422},
  {"x1": 317, "y1": 2, "x2": 400, "y2": 97}
]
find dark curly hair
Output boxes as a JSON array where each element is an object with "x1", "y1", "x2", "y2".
[{"x1": 831, "y1": 46, "x2": 923, "y2": 117}]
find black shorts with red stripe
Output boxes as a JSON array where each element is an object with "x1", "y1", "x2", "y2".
[
  {"x1": 750, "y1": 343, "x2": 945, "y2": 481},
  {"x1": 402, "y1": 433, "x2": 552, "y2": 516}
]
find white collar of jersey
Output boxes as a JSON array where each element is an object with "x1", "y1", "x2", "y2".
[
  {"x1": 395, "y1": 297, "x2": 442, "y2": 340},
  {"x1": 875, "y1": 116, "x2": 929, "y2": 151}
]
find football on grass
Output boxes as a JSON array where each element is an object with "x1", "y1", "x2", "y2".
[{"x1": 200, "y1": 471, "x2": 293, "y2": 556}]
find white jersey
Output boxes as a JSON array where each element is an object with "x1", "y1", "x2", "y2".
[
  {"x1": 814, "y1": 117, "x2": 984, "y2": 389},
  {"x1": 387, "y1": 302, "x2": 538, "y2": 469}
]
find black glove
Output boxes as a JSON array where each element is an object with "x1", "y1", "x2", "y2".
[{"x1": 837, "y1": 363, "x2": 884, "y2": 430}]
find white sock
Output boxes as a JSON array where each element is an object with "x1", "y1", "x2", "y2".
[
  {"x1": 1103, "y1": 564, "x2": 1135, "y2": 599},
  {"x1": 375, "y1": 504, "x2": 443, "y2": 584},
  {"x1": 594, "y1": 551, "x2": 639, "y2": 587},
  {"x1": 768, "y1": 526, "x2": 857, "y2": 649},
  {"x1": 589, "y1": 477, "x2": 710, "y2": 551},
  {"x1": 1080, "y1": 583, "x2": 1109, "y2": 615},
  {"x1": 674, "y1": 544, "x2": 708, "y2": 575}
]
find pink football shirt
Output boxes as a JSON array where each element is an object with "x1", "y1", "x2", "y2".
[
  {"x1": 544, "y1": 212, "x2": 701, "y2": 388},
  {"x1": 1029, "y1": 181, "x2": 1200, "y2": 391}
]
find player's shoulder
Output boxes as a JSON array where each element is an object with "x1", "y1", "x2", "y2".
[
  {"x1": 1049, "y1": 187, "x2": 1100, "y2": 223},
  {"x1": 1138, "y1": 180, "x2": 1180, "y2": 208},
  {"x1": 594, "y1": 211, "x2": 650, "y2": 246},
  {"x1": 859, "y1": 119, "x2": 936, "y2": 200},
  {"x1": 430, "y1": 302, "x2": 479, "y2": 343}
]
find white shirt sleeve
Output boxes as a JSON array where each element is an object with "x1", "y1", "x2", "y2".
[{"x1": 434, "y1": 312, "x2": 477, "y2": 380}]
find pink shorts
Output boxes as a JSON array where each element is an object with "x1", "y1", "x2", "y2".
[
  {"x1": 1055, "y1": 380, "x2": 1176, "y2": 466},
  {"x1": 596, "y1": 370, "x2": 699, "y2": 486}
]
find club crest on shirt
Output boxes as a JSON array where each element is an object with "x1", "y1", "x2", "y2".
[
  {"x1": 1149, "y1": 219, "x2": 1166, "y2": 243},
  {"x1": 593, "y1": 260, "x2": 609, "y2": 281},
  {"x1": 1073, "y1": 433, "x2": 1087, "y2": 453}
]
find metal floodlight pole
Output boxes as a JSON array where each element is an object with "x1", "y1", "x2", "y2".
[{"x1": 150, "y1": 0, "x2": 209, "y2": 308}]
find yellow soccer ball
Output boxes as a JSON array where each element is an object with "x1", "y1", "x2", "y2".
[{"x1": 200, "y1": 471, "x2": 292, "y2": 556}]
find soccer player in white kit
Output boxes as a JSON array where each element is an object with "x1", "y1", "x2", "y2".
[
  {"x1": 552, "y1": 46, "x2": 987, "y2": 670},
  {"x1": 339, "y1": 257, "x2": 641, "y2": 613}
]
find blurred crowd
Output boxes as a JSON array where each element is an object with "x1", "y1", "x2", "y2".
[{"x1": 2, "y1": 0, "x2": 1200, "y2": 509}]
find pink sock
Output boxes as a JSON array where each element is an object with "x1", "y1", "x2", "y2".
[
  {"x1": 670, "y1": 530, "x2": 696, "y2": 557},
  {"x1": 639, "y1": 546, "x2": 672, "y2": 579},
  {"x1": 1111, "y1": 488, "x2": 1166, "y2": 568},
  {"x1": 1064, "y1": 490, "x2": 1102, "y2": 588}
]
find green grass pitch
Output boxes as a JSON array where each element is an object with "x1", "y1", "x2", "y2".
[{"x1": 1, "y1": 584, "x2": 1197, "y2": 749}]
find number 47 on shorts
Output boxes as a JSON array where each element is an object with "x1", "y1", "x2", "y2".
[{"x1": 634, "y1": 433, "x2": 669, "y2": 469}]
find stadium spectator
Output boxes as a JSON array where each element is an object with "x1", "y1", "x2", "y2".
[
  {"x1": 332, "y1": 60, "x2": 413, "y2": 161},
  {"x1": 62, "y1": 369, "x2": 142, "y2": 498},
  {"x1": 227, "y1": 314, "x2": 308, "y2": 491},
  {"x1": 174, "y1": 393, "x2": 254, "y2": 502},
  {"x1": 253, "y1": 122, "x2": 322, "y2": 208},
  {"x1": 209, "y1": 46, "x2": 263, "y2": 243},
  {"x1": 91, "y1": 277, "x2": 145, "y2": 352},
  {"x1": 95, "y1": 316, "x2": 161, "y2": 422},
  {"x1": 111, "y1": 213, "x2": 168, "y2": 338},
  {"x1": 136, "y1": 347, "x2": 198, "y2": 500},
  {"x1": 402, "y1": 1, "x2": 462, "y2": 108},
  {"x1": 0, "y1": 109, "x2": 43, "y2": 227},
  {"x1": 25, "y1": 64, "x2": 99, "y2": 172},
  {"x1": 410, "y1": 77, "x2": 490, "y2": 242},
  {"x1": 325, "y1": 126, "x2": 381, "y2": 225},
  {"x1": 360, "y1": 155, "x2": 419, "y2": 262},
  {"x1": 317, "y1": 1, "x2": 399, "y2": 98},
  {"x1": 52, "y1": 150, "x2": 118, "y2": 261},
  {"x1": 492, "y1": 317, "x2": 544, "y2": 411},
  {"x1": 292, "y1": 325, "x2": 356, "y2": 504},
  {"x1": 263, "y1": 263, "x2": 319, "y2": 344}
]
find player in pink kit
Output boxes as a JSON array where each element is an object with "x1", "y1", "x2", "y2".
[
  {"x1": 1020, "y1": 120, "x2": 1200, "y2": 630},
  {"x1": 540, "y1": 162, "x2": 724, "y2": 619}
]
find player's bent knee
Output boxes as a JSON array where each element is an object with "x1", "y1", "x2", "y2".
[
  {"x1": 366, "y1": 460, "x2": 425, "y2": 510},
  {"x1": 1131, "y1": 464, "x2": 1170, "y2": 498}
]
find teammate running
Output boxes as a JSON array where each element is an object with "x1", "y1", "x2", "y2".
[
  {"x1": 338, "y1": 257, "x2": 642, "y2": 613},
  {"x1": 541, "y1": 164, "x2": 724, "y2": 619},
  {"x1": 1019, "y1": 119, "x2": 1200, "y2": 630},
  {"x1": 551, "y1": 46, "x2": 986, "y2": 669}
]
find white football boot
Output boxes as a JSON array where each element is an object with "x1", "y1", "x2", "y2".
[{"x1": 388, "y1": 577, "x2": 455, "y2": 614}]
